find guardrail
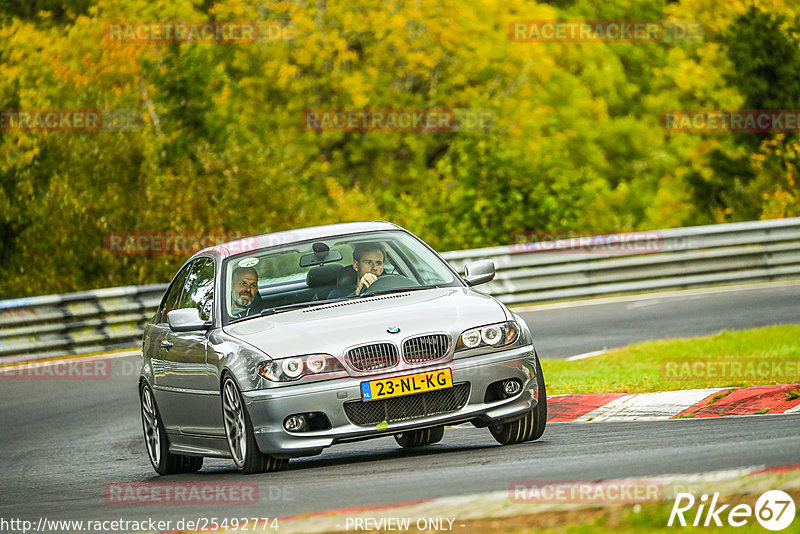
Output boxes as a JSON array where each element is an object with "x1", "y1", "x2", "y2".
[
  {"x1": 0, "y1": 285, "x2": 166, "y2": 361},
  {"x1": 443, "y1": 217, "x2": 800, "y2": 304},
  {"x1": 2, "y1": 218, "x2": 799, "y2": 361}
]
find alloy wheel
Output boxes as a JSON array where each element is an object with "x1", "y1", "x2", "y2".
[
  {"x1": 222, "y1": 378, "x2": 247, "y2": 466},
  {"x1": 140, "y1": 385, "x2": 161, "y2": 467}
]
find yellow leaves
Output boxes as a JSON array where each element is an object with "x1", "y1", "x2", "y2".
[
  {"x1": 277, "y1": 64, "x2": 298, "y2": 88},
  {"x1": 341, "y1": 72, "x2": 369, "y2": 107},
  {"x1": 216, "y1": 86, "x2": 231, "y2": 106},
  {"x1": 325, "y1": 177, "x2": 344, "y2": 201},
  {"x1": 760, "y1": 187, "x2": 798, "y2": 219}
]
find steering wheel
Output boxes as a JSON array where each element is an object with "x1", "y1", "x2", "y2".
[{"x1": 359, "y1": 274, "x2": 419, "y2": 296}]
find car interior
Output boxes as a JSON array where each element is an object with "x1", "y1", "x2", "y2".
[{"x1": 247, "y1": 242, "x2": 403, "y2": 313}]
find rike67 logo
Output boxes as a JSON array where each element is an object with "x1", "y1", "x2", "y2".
[{"x1": 668, "y1": 490, "x2": 796, "y2": 530}]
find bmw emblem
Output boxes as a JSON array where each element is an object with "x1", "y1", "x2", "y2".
[{"x1": 387, "y1": 327, "x2": 400, "y2": 334}]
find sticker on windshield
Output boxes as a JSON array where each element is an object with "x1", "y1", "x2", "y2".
[{"x1": 238, "y1": 257, "x2": 259, "y2": 268}]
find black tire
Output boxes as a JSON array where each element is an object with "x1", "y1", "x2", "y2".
[
  {"x1": 221, "y1": 375, "x2": 289, "y2": 475},
  {"x1": 140, "y1": 383, "x2": 204, "y2": 475},
  {"x1": 394, "y1": 425, "x2": 445, "y2": 448},
  {"x1": 489, "y1": 353, "x2": 547, "y2": 445},
  {"x1": 530, "y1": 352, "x2": 547, "y2": 440}
]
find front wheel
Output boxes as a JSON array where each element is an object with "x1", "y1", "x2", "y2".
[
  {"x1": 140, "y1": 383, "x2": 203, "y2": 475},
  {"x1": 221, "y1": 376, "x2": 288, "y2": 474},
  {"x1": 489, "y1": 354, "x2": 547, "y2": 445}
]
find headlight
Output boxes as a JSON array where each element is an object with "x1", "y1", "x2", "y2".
[
  {"x1": 462, "y1": 329, "x2": 482, "y2": 348},
  {"x1": 456, "y1": 321, "x2": 519, "y2": 351},
  {"x1": 257, "y1": 354, "x2": 344, "y2": 382},
  {"x1": 305, "y1": 354, "x2": 326, "y2": 374},
  {"x1": 481, "y1": 325, "x2": 502, "y2": 345},
  {"x1": 282, "y1": 357, "x2": 303, "y2": 378}
]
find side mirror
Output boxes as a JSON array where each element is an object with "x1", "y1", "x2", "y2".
[
  {"x1": 167, "y1": 308, "x2": 210, "y2": 332},
  {"x1": 463, "y1": 260, "x2": 496, "y2": 286}
]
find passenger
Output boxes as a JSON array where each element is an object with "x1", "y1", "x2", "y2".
[{"x1": 231, "y1": 266, "x2": 260, "y2": 318}]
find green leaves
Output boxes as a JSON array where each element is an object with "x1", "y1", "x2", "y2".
[{"x1": 2, "y1": 0, "x2": 799, "y2": 297}]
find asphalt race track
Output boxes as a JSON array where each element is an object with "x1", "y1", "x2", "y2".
[{"x1": 1, "y1": 283, "x2": 799, "y2": 525}]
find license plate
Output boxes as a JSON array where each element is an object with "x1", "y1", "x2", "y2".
[{"x1": 361, "y1": 369, "x2": 453, "y2": 401}]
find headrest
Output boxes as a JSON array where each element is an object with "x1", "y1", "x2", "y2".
[
  {"x1": 337, "y1": 265, "x2": 357, "y2": 287},
  {"x1": 306, "y1": 263, "x2": 343, "y2": 288}
]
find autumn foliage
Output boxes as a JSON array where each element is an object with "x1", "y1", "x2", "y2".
[{"x1": 1, "y1": 0, "x2": 799, "y2": 297}]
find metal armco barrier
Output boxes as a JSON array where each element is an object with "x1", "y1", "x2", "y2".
[
  {"x1": 0, "y1": 285, "x2": 166, "y2": 361},
  {"x1": 442, "y1": 218, "x2": 800, "y2": 303},
  {"x1": 2, "y1": 218, "x2": 799, "y2": 361}
]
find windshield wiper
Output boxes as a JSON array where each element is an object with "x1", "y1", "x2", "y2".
[{"x1": 260, "y1": 297, "x2": 351, "y2": 316}]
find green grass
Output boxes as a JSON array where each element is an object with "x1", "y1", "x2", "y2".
[{"x1": 542, "y1": 325, "x2": 800, "y2": 395}]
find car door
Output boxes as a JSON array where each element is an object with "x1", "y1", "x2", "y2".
[
  {"x1": 154, "y1": 257, "x2": 219, "y2": 435},
  {"x1": 147, "y1": 262, "x2": 192, "y2": 434}
]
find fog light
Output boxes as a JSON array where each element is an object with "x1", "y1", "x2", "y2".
[
  {"x1": 284, "y1": 415, "x2": 307, "y2": 432},
  {"x1": 503, "y1": 379, "x2": 522, "y2": 397}
]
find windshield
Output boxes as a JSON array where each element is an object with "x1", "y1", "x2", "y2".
[{"x1": 222, "y1": 230, "x2": 461, "y2": 323}]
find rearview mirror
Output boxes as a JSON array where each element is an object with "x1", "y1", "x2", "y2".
[
  {"x1": 167, "y1": 308, "x2": 210, "y2": 332},
  {"x1": 299, "y1": 246, "x2": 343, "y2": 267},
  {"x1": 463, "y1": 260, "x2": 495, "y2": 286}
]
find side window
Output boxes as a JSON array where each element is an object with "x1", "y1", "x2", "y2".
[
  {"x1": 177, "y1": 258, "x2": 215, "y2": 321},
  {"x1": 159, "y1": 264, "x2": 192, "y2": 323}
]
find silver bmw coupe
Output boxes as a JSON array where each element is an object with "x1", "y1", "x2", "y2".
[{"x1": 139, "y1": 221, "x2": 546, "y2": 474}]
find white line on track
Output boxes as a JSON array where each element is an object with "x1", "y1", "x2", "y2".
[
  {"x1": 565, "y1": 349, "x2": 608, "y2": 361},
  {"x1": 511, "y1": 279, "x2": 800, "y2": 313}
]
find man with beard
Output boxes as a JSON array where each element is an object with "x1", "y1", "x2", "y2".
[{"x1": 231, "y1": 266, "x2": 262, "y2": 318}]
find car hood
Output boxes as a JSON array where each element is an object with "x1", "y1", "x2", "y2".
[{"x1": 222, "y1": 287, "x2": 507, "y2": 359}]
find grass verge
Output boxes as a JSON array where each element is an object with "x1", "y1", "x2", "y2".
[
  {"x1": 543, "y1": 325, "x2": 800, "y2": 395},
  {"x1": 452, "y1": 489, "x2": 800, "y2": 534}
]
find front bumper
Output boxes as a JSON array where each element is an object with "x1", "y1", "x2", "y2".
[{"x1": 242, "y1": 345, "x2": 540, "y2": 457}]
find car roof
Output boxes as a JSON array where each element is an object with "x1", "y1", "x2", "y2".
[{"x1": 192, "y1": 221, "x2": 402, "y2": 260}]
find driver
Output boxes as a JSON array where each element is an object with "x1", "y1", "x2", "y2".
[
  {"x1": 352, "y1": 242, "x2": 386, "y2": 296},
  {"x1": 231, "y1": 266, "x2": 261, "y2": 318}
]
